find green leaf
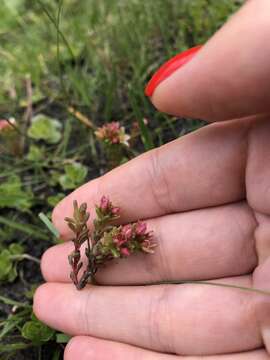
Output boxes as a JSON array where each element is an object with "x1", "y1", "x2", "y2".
[
  {"x1": 59, "y1": 162, "x2": 88, "y2": 190},
  {"x1": 0, "y1": 250, "x2": 12, "y2": 281},
  {"x1": 38, "y1": 213, "x2": 59, "y2": 238},
  {"x1": 110, "y1": 248, "x2": 119, "y2": 258},
  {"x1": 47, "y1": 193, "x2": 65, "y2": 207},
  {"x1": 3, "y1": 0, "x2": 23, "y2": 14},
  {"x1": 27, "y1": 145, "x2": 45, "y2": 161},
  {"x1": 0, "y1": 342, "x2": 30, "y2": 353},
  {"x1": 21, "y1": 320, "x2": 55, "y2": 344},
  {"x1": 58, "y1": 175, "x2": 74, "y2": 190},
  {"x1": 24, "y1": 285, "x2": 38, "y2": 300},
  {"x1": 0, "y1": 317, "x2": 22, "y2": 340},
  {"x1": 56, "y1": 333, "x2": 71, "y2": 343},
  {"x1": 27, "y1": 114, "x2": 62, "y2": 144},
  {"x1": 9, "y1": 243, "x2": 24, "y2": 255},
  {"x1": 0, "y1": 175, "x2": 33, "y2": 211},
  {"x1": 7, "y1": 266, "x2": 17, "y2": 283},
  {"x1": 65, "y1": 162, "x2": 88, "y2": 182},
  {"x1": 20, "y1": 88, "x2": 45, "y2": 107},
  {"x1": 0, "y1": 216, "x2": 49, "y2": 241},
  {"x1": 52, "y1": 348, "x2": 61, "y2": 360}
]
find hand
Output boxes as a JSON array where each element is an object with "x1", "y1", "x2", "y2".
[{"x1": 34, "y1": 0, "x2": 270, "y2": 359}]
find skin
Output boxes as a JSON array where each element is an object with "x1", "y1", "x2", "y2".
[{"x1": 34, "y1": 0, "x2": 270, "y2": 358}]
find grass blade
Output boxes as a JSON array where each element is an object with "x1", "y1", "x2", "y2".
[
  {"x1": 38, "y1": 213, "x2": 59, "y2": 238},
  {"x1": 0, "y1": 295, "x2": 31, "y2": 308},
  {"x1": 0, "y1": 216, "x2": 49, "y2": 240}
]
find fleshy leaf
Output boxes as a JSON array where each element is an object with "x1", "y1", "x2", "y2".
[
  {"x1": 27, "y1": 114, "x2": 62, "y2": 144},
  {"x1": 0, "y1": 175, "x2": 33, "y2": 211},
  {"x1": 21, "y1": 319, "x2": 55, "y2": 344},
  {"x1": 59, "y1": 162, "x2": 88, "y2": 190},
  {"x1": 9, "y1": 243, "x2": 24, "y2": 255},
  {"x1": 27, "y1": 144, "x2": 45, "y2": 161}
]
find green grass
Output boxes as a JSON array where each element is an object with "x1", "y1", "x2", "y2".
[{"x1": 0, "y1": 0, "x2": 242, "y2": 358}]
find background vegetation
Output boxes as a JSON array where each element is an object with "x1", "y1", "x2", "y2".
[{"x1": 0, "y1": 1, "x2": 242, "y2": 358}]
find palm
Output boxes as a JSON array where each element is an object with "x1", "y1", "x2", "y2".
[{"x1": 34, "y1": 116, "x2": 270, "y2": 359}]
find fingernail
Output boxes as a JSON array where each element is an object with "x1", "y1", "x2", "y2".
[{"x1": 145, "y1": 45, "x2": 202, "y2": 97}]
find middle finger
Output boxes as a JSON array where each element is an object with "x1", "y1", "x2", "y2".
[{"x1": 42, "y1": 201, "x2": 257, "y2": 284}]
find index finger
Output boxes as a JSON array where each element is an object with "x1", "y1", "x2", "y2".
[
  {"x1": 149, "y1": 0, "x2": 270, "y2": 122},
  {"x1": 52, "y1": 117, "x2": 250, "y2": 240}
]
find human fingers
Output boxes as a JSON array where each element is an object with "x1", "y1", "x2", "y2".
[
  {"x1": 43, "y1": 202, "x2": 257, "y2": 284},
  {"x1": 147, "y1": 0, "x2": 270, "y2": 121},
  {"x1": 65, "y1": 336, "x2": 268, "y2": 360},
  {"x1": 34, "y1": 275, "x2": 262, "y2": 355},
  {"x1": 53, "y1": 117, "x2": 251, "y2": 240}
]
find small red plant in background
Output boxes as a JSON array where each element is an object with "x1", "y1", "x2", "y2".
[
  {"x1": 65, "y1": 196, "x2": 156, "y2": 290},
  {"x1": 95, "y1": 121, "x2": 130, "y2": 146},
  {"x1": 94, "y1": 122, "x2": 131, "y2": 168}
]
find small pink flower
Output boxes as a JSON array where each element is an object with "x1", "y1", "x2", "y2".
[
  {"x1": 112, "y1": 206, "x2": 120, "y2": 215},
  {"x1": 120, "y1": 247, "x2": 130, "y2": 256},
  {"x1": 121, "y1": 224, "x2": 133, "y2": 239},
  {"x1": 95, "y1": 121, "x2": 130, "y2": 146},
  {"x1": 142, "y1": 237, "x2": 156, "y2": 254},
  {"x1": 98, "y1": 195, "x2": 120, "y2": 218},
  {"x1": 108, "y1": 122, "x2": 119, "y2": 132},
  {"x1": 136, "y1": 221, "x2": 147, "y2": 235},
  {"x1": 100, "y1": 195, "x2": 110, "y2": 211},
  {"x1": 113, "y1": 234, "x2": 126, "y2": 246}
]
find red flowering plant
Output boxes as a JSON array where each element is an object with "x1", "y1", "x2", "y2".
[
  {"x1": 65, "y1": 196, "x2": 156, "y2": 290},
  {"x1": 94, "y1": 122, "x2": 131, "y2": 168},
  {"x1": 95, "y1": 121, "x2": 130, "y2": 146}
]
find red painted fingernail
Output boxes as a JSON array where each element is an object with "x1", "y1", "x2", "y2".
[{"x1": 145, "y1": 45, "x2": 202, "y2": 97}]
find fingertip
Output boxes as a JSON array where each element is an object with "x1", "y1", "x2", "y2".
[
  {"x1": 150, "y1": 80, "x2": 179, "y2": 117},
  {"x1": 64, "y1": 335, "x2": 168, "y2": 360},
  {"x1": 64, "y1": 336, "x2": 97, "y2": 360},
  {"x1": 40, "y1": 244, "x2": 70, "y2": 282},
  {"x1": 33, "y1": 283, "x2": 51, "y2": 322},
  {"x1": 52, "y1": 199, "x2": 70, "y2": 240},
  {"x1": 40, "y1": 248, "x2": 51, "y2": 282},
  {"x1": 33, "y1": 283, "x2": 77, "y2": 334},
  {"x1": 147, "y1": 0, "x2": 270, "y2": 122}
]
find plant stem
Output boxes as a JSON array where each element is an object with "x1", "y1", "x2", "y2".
[
  {"x1": 36, "y1": 0, "x2": 75, "y2": 61},
  {"x1": 10, "y1": 254, "x2": 41, "y2": 264},
  {"x1": 116, "y1": 279, "x2": 270, "y2": 297}
]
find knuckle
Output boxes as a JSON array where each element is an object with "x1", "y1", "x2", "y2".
[
  {"x1": 147, "y1": 285, "x2": 175, "y2": 353},
  {"x1": 148, "y1": 148, "x2": 174, "y2": 214}
]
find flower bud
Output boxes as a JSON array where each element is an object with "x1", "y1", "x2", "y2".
[
  {"x1": 121, "y1": 224, "x2": 133, "y2": 239},
  {"x1": 120, "y1": 248, "x2": 130, "y2": 257},
  {"x1": 100, "y1": 195, "x2": 110, "y2": 211},
  {"x1": 135, "y1": 221, "x2": 147, "y2": 235}
]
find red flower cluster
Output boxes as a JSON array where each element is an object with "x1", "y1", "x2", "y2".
[
  {"x1": 97, "y1": 220, "x2": 155, "y2": 259},
  {"x1": 95, "y1": 122, "x2": 130, "y2": 146},
  {"x1": 66, "y1": 197, "x2": 156, "y2": 290},
  {"x1": 113, "y1": 221, "x2": 156, "y2": 256},
  {"x1": 99, "y1": 195, "x2": 120, "y2": 217}
]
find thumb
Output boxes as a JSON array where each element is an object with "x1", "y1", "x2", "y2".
[{"x1": 146, "y1": 0, "x2": 270, "y2": 122}]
